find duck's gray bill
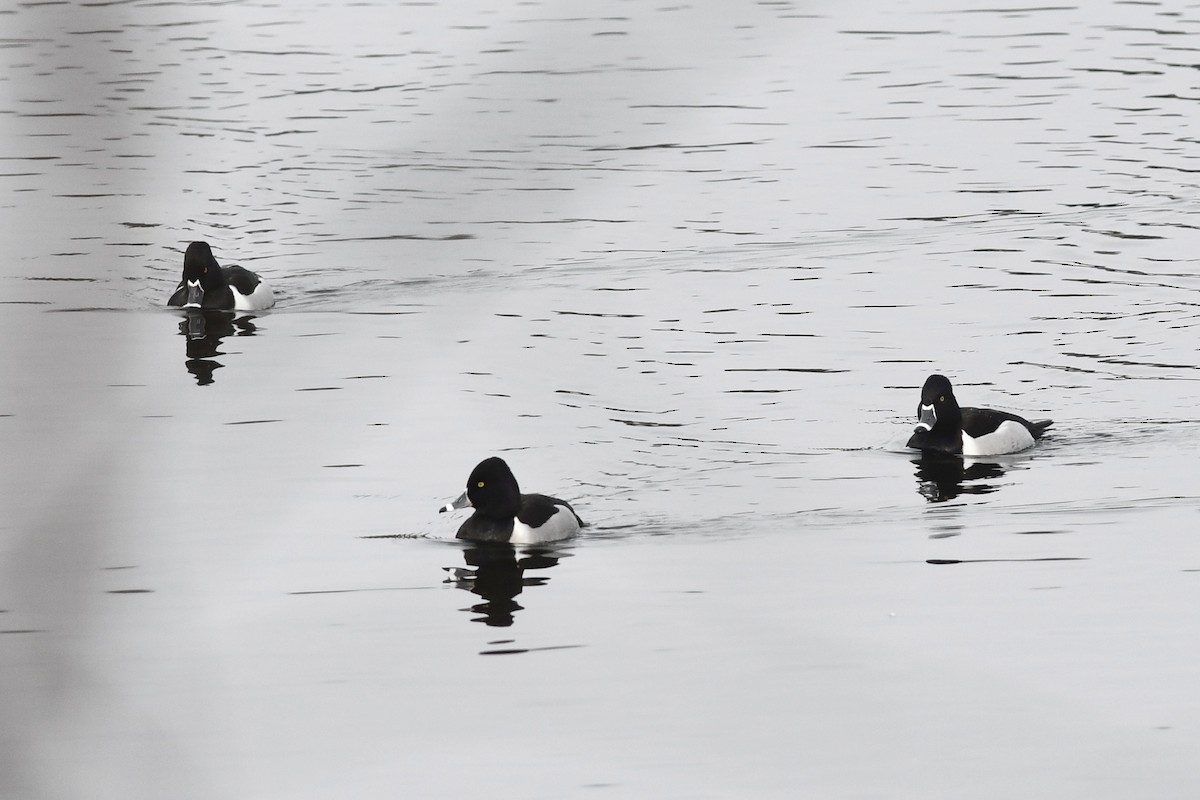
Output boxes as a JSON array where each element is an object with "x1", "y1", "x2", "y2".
[
  {"x1": 183, "y1": 279, "x2": 203, "y2": 309},
  {"x1": 914, "y1": 403, "x2": 937, "y2": 433},
  {"x1": 439, "y1": 490, "x2": 472, "y2": 513}
]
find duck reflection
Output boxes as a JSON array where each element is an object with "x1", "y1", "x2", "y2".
[
  {"x1": 912, "y1": 452, "x2": 1005, "y2": 503},
  {"x1": 445, "y1": 543, "x2": 563, "y2": 627},
  {"x1": 176, "y1": 309, "x2": 259, "y2": 386}
]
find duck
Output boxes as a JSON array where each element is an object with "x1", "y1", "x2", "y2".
[
  {"x1": 439, "y1": 457, "x2": 583, "y2": 544},
  {"x1": 906, "y1": 374, "x2": 1052, "y2": 456},
  {"x1": 167, "y1": 241, "x2": 275, "y2": 311}
]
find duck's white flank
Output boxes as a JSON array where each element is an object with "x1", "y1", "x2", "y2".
[
  {"x1": 962, "y1": 420, "x2": 1036, "y2": 456},
  {"x1": 233, "y1": 281, "x2": 275, "y2": 311},
  {"x1": 509, "y1": 505, "x2": 579, "y2": 544}
]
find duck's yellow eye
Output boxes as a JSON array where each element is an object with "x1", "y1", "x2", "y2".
[
  {"x1": 477, "y1": 481, "x2": 485, "y2": 488},
  {"x1": 938, "y1": 395, "x2": 945, "y2": 402}
]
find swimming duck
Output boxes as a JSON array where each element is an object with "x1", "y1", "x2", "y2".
[
  {"x1": 167, "y1": 241, "x2": 275, "y2": 311},
  {"x1": 906, "y1": 374, "x2": 1052, "y2": 456},
  {"x1": 440, "y1": 457, "x2": 583, "y2": 544}
]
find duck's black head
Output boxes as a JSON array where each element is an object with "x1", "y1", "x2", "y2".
[
  {"x1": 914, "y1": 374, "x2": 961, "y2": 431},
  {"x1": 464, "y1": 457, "x2": 522, "y2": 519},
  {"x1": 179, "y1": 242, "x2": 227, "y2": 307},
  {"x1": 907, "y1": 374, "x2": 963, "y2": 453}
]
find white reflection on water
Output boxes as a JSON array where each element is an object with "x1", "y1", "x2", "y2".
[{"x1": 3, "y1": 1, "x2": 1200, "y2": 797}]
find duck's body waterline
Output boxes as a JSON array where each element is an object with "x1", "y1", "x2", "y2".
[
  {"x1": 441, "y1": 457, "x2": 583, "y2": 544},
  {"x1": 907, "y1": 374, "x2": 1052, "y2": 457},
  {"x1": 167, "y1": 241, "x2": 275, "y2": 312}
]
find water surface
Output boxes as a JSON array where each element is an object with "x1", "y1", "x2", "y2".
[{"x1": 3, "y1": 1, "x2": 1200, "y2": 797}]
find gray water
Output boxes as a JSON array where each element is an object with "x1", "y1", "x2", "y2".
[{"x1": 3, "y1": 1, "x2": 1200, "y2": 797}]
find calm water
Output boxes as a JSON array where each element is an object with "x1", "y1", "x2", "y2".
[{"x1": 3, "y1": 1, "x2": 1200, "y2": 797}]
